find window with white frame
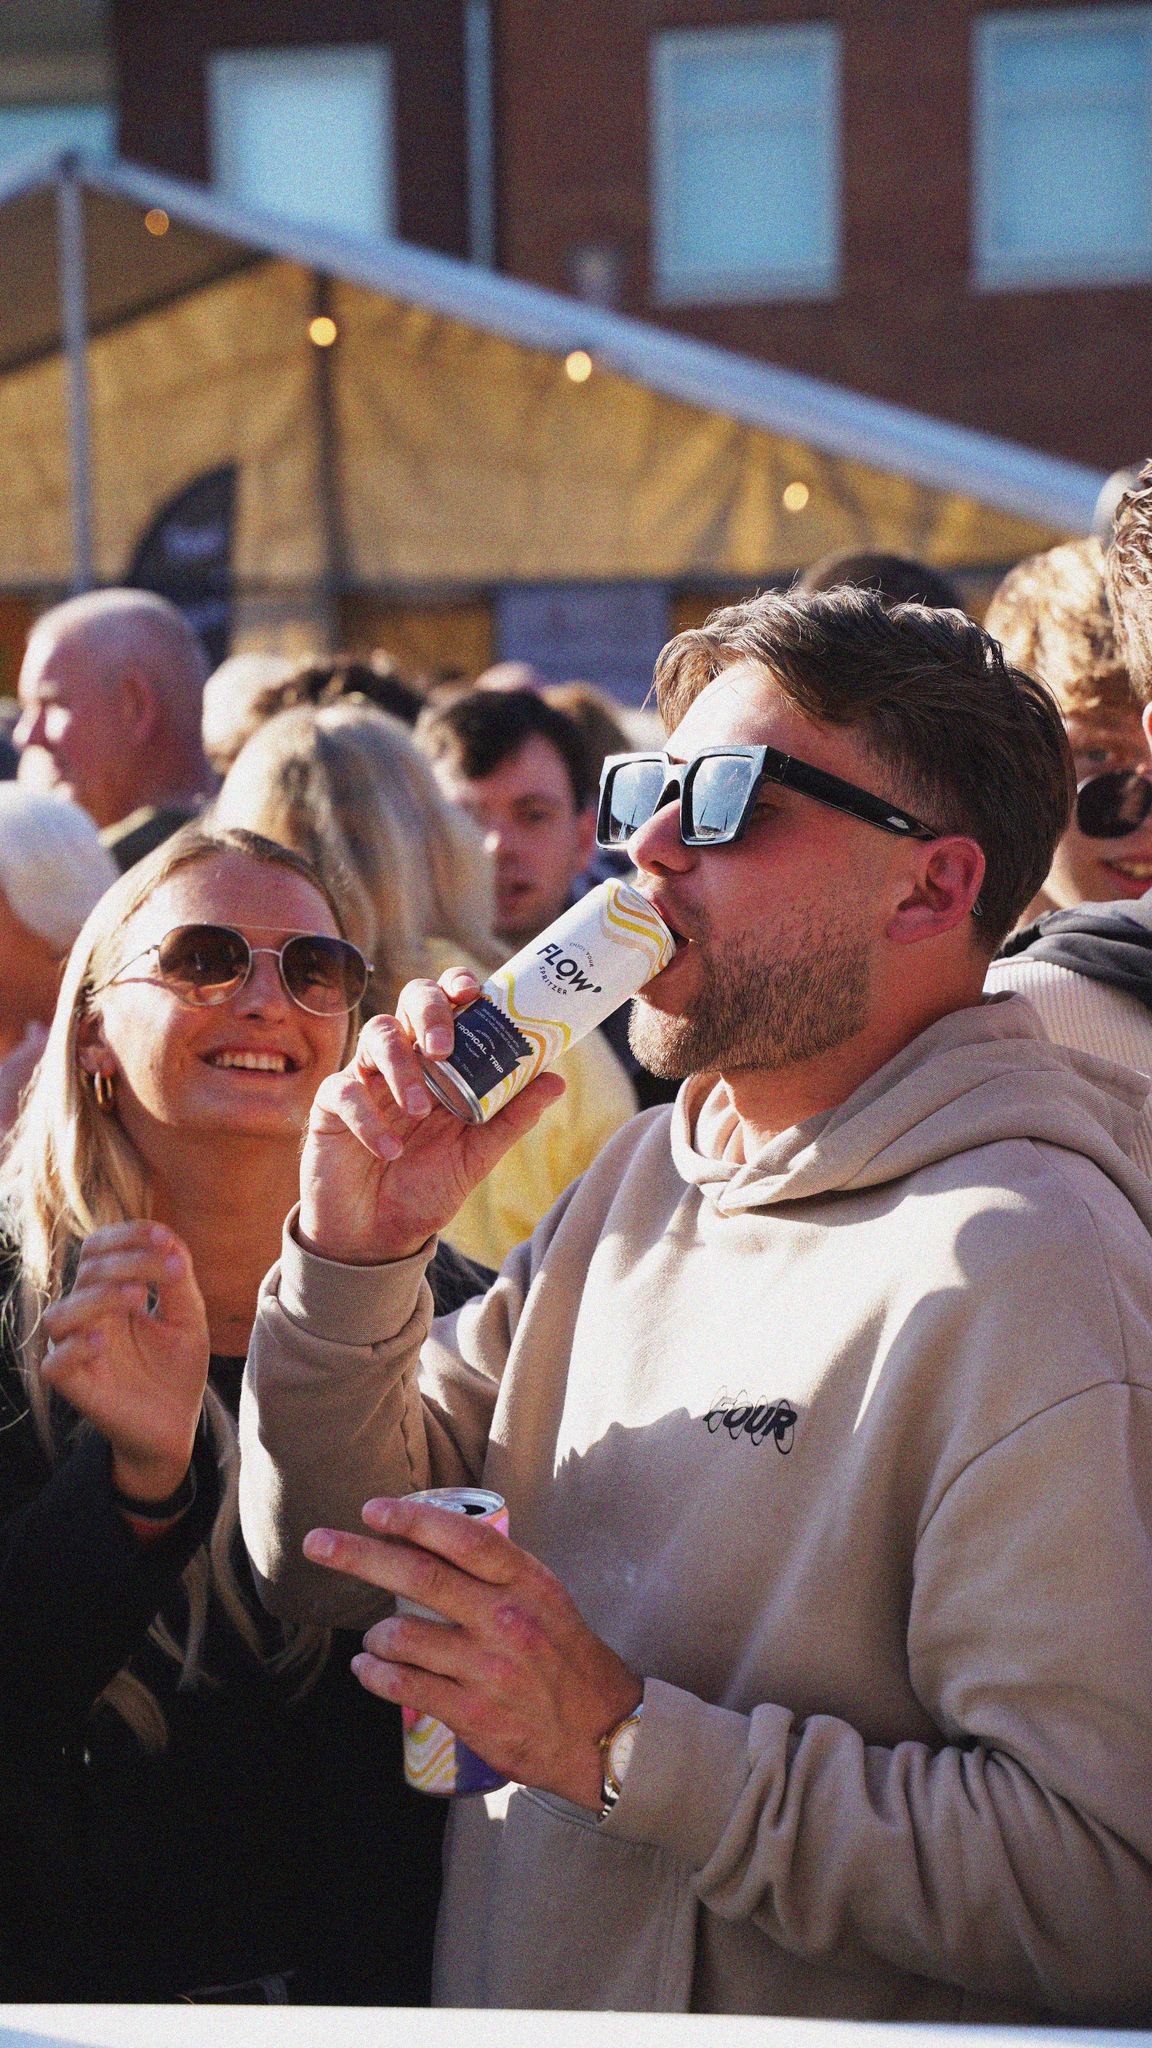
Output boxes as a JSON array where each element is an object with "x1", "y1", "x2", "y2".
[
  {"x1": 0, "y1": 101, "x2": 114, "y2": 173},
  {"x1": 974, "y1": 7, "x2": 1152, "y2": 287},
  {"x1": 651, "y1": 24, "x2": 840, "y2": 303},
  {"x1": 208, "y1": 45, "x2": 395, "y2": 241}
]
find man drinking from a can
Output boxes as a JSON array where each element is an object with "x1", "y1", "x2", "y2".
[{"x1": 239, "y1": 588, "x2": 1152, "y2": 2023}]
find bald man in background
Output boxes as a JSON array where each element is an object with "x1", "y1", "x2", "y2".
[{"x1": 14, "y1": 589, "x2": 213, "y2": 871}]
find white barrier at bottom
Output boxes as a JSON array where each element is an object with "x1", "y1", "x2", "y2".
[{"x1": 1, "y1": 2010, "x2": 1151, "y2": 2048}]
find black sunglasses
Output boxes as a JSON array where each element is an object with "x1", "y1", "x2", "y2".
[
  {"x1": 1075, "y1": 769, "x2": 1152, "y2": 840},
  {"x1": 93, "y1": 923, "x2": 371, "y2": 1017},
  {"x1": 596, "y1": 745, "x2": 937, "y2": 850}
]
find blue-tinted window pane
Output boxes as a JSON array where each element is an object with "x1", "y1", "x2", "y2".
[
  {"x1": 669, "y1": 123, "x2": 831, "y2": 278},
  {"x1": 0, "y1": 103, "x2": 114, "y2": 171},
  {"x1": 976, "y1": 9, "x2": 1152, "y2": 282},
  {"x1": 678, "y1": 42, "x2": 828, "y2": 124},
  {"x1": 210, "y1": 47, "x2": 393, "y2": 241},
  {"x1": 994, "y1": 21, "x2": 1140, "y2": 102},
  {"x1": 653, "y1": 26, "x2": 839, "y2": 300},
  {"x1": 995, "y1": 103, "x2": 1149, "y2": 256}
]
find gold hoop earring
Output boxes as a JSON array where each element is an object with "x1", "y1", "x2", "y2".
[{"x1": 92, "y1": 1070, "x2": 115, "y2": 1113}]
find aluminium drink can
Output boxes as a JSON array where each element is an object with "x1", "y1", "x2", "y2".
[
  {"x1": 416, "y1": 878, "x2": 676, "y2": 1124},
  {"x1": 396, "y1": 1485, "x2": 510, "y2": 1797}
]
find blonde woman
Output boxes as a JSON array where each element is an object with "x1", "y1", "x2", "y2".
[
  {"x1": 215, "y1": 703, "x2": 637, "y2": 1265},
  {"x1": 0, "y1": 822, "x2": 478, "y2": 2003}
]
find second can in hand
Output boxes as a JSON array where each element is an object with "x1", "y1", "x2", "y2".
[{"x1": 396, "y1": 1486, "x2": 510, "y2": 1797}]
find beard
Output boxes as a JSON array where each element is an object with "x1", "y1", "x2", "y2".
[{"x1": 628, "y1": 915, "x2": 871, "y2": 1080}]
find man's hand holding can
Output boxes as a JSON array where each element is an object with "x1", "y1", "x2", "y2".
[
  {"x1": 303, "y1": 1494, "x2": 644, "y2": 1810},
  {"x1": 296, "y1": 881, "x2": 674, "y2": 1269},
  {"x1": 297, "y1": 966, "x2": 567, "y2": 1268}
]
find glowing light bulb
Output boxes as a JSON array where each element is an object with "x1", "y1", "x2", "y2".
[
  {"x1": 144, "y1": 208, "x2": 169, "y2": 237},
  {"x1": 782, "y1": 481, "x2": 810, "y2": 513},
  {"x1": 309, "y1": 315, "x2": 338, "y2": 348},
  {"x1": 565, "y1": 349, "x2": 593, "y2": 384}
]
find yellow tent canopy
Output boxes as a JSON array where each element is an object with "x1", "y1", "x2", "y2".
[{"x1": 0, "y1": 151, "x2": 1105, "y2": 669}]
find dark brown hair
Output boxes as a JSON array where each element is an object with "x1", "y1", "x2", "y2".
[
  {"x1": 1106, "y1": 459, "x2": 1152, "y2": 706},
  {"x1": 254, "y1": 655, "x2": 426, "y2": 730},
  {"x1": 654, "y1": 587, "x2": 1073, "y2": 951},
  {"x1": 415, "y1": 688, "x2": 595, "y2": 810},
  {"x1": 797, "y1": 549, "x2": 964, "y2": 613}
]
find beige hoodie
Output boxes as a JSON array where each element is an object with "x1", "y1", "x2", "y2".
[{"x1": 240, "y1": 995, "x2": 1152, "y2": 2022}]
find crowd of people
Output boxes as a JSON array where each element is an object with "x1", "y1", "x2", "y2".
[{"x1": 1, "y1": 473, "x2": 1152, "y2": 2017}]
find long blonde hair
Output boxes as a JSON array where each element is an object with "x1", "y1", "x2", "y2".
[
  {"x1": 213, "y1": 701, "x2": 502, "y2": 1010},
  {"x1": 0, "y1": 824, "x2": 346, "y2": 1749}
]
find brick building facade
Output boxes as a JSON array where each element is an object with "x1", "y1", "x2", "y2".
[
  {"x1": 0, "y1": 2, "x2": 1144, "y2": 681},
  {"x1": 102, "y1": 0, "x2": 1152, "y2": 473},
  {"x1": 112, "y1": 0, "x2": 472, "y2": 260},
  {"x1": 491, "y1": 0, "x2": 1150, "y2": 471}
]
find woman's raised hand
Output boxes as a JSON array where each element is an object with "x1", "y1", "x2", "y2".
[
  {"x1": 40, "y1": 1222, "x2": 211, "y2": 1502},
  {"x1": 299, "y1": 967, "x2": 565, "y2": 1268}
]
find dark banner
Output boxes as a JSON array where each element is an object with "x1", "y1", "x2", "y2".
[
  {"x1": 126, "y1": 465, "x2": 237, "y2": 671},
  {"x1": 494, "y1": 581, "x2": 670, "y2": 706}
]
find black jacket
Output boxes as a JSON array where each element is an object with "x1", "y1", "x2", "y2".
[{"x1": 0, "y1": 1239, "x2": 491, "y2": 2004}]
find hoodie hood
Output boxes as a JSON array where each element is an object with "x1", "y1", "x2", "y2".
[
  {"x1": 671, "y1": 992, "x2": 1152, "y2": 1218},
  {"x1": 998, "y1": 896, "x2": 1152, "y2": 1012}
]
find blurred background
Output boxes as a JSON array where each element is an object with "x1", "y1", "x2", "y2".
[{"x1": 0, "y1": 0, "x2": 1147, "y2": 701}]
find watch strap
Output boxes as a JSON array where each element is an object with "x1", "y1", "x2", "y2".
[{"x1": 597, "y1": 1699, "x2": 644, "y2": 1821}]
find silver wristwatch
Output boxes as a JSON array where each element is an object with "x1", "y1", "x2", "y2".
[{"x1": 597, "y1": 1700, "x2": 644, "y2": 1821}]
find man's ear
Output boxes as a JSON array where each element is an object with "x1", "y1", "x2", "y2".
[
  {"x1": 886, "y1": 837, "x2": 986, "y2": 947},
  {"x1": 1141, "y1": 701, "x2": 1152, "y2": 758},
  {"x1": 117, "y1": 670, "x2": 160, "y2": 747},
  {"x1": 575, "y1": 802, "x2": 597, "y2": 866}
]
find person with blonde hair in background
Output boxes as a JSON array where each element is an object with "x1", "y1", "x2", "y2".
[
  {"x1": 983, "y1": 536, "x2": 1152, "y2": 919},
  {"x1": 984, "y1": 536, "x2": 1152, "y2": 1145},
  {"x1": 0, "y1": 822, "x2": 468, "y2": 2002},
  {"x1": 213, "y1": 701, "x2": 498, "y2": 1019},
  {"x1": 0, "y1": 786, "x2": 119, "y2": 1134},
  {"x1": 215, "y1": 700, "x2": 635, "y2": 1265}
]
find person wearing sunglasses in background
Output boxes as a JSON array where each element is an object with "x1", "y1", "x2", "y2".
[
  {"x1": 984, "y1": 533, "x2": 1152, "y2": 1163},
  {"x1": 983, "y1": 537, "x2": 1152, "y2": 919},
  {"x1": 0, "y1": 823, "x2": 489, "y2": 2004},
  {"x1": 240, "y1": 589, "x2": 1152, "y2": 2023}
]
